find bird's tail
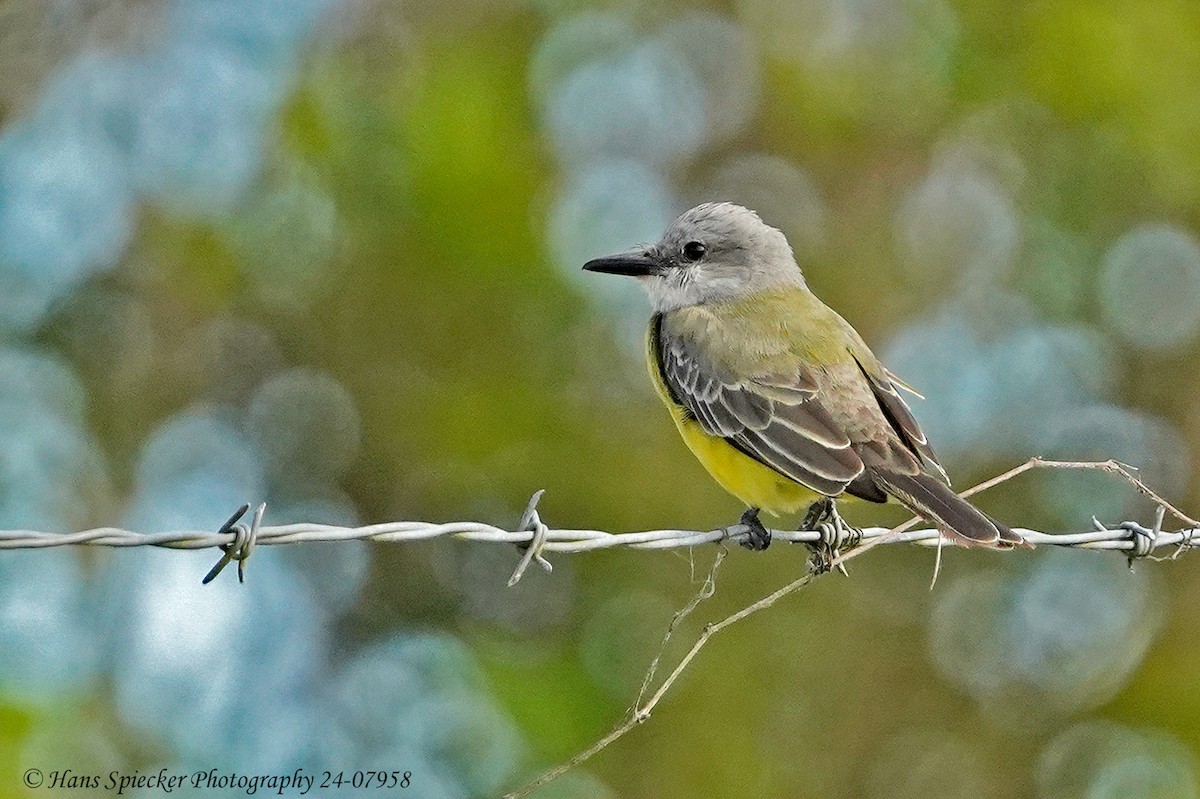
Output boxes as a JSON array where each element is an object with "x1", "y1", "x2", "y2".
[{"x1": 869, "y1": 468, "x2": 1028, "y2": 549}]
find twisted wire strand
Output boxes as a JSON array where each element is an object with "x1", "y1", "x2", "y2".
[
  {"x1": 0, "y1": 491, "x2": 1193, "y2": 583},
  {"x1": 1, "y1": 519, "x2": 1193, "y2": 552}
]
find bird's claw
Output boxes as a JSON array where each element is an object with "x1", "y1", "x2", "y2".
[
  {"x1": 739, "y1": 507, "x2": 772, "y2": 551},
  {"x1": 800, "y1": 497, "x2": 831, "y2": 533}
]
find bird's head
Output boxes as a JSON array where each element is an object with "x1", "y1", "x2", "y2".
[{"x1": 583, "y1": 202, "x2": 805, "y2": 312}]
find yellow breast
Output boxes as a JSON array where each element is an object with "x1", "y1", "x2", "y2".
[{"x1": 670, "y1": 406, "x2": 821, "y2": 515}]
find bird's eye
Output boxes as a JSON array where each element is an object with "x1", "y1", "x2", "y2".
[{"x1": 681, "y1": 241, "x2": 706, "y2": 262}]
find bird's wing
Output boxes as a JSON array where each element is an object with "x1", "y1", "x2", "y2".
[
  {"x1": 855, "y1": 360, "x2": 950, "y2": 484},
  {"x1": 654, "y1": 321, "x2": 865, "y2": 496}
]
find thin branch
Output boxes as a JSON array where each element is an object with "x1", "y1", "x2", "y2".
[
  {"x1": 1001, "y1": 457, "x2": 1199, "y2": 528},
  {"x1": 504, "y1": 548, "x2": 728, "y2": 799},
  {"x1": 634, "y1": 547, "x2": 727, "y2": 709}
]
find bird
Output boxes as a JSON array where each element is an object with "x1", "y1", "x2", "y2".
[{"x1": 582, "y1": 202, "x2": 1024, "y2": 553}]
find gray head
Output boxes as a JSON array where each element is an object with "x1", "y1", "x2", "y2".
[{"x1": 583, "y1": 202, "x2": 805, "y2": 312}]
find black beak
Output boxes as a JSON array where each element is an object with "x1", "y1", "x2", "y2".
[{"x1": 582, "y1": 251, "x2": 663, "y2": 277}]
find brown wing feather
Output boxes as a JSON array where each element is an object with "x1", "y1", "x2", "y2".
[
  {"x1": 854, "y1": 358, "x2": 950, "y2": 484},
  {"x1": 654, "y1": 318, "x2": 864, "y2": 497}
]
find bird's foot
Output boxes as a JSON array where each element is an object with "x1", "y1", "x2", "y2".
[
  {"x1": 801, "y1": 498, "x2": 858, "y2": 576},
  {"x1": 800, "y1": 497, "x2": 834, "y2": 531},
  {"x1": 738, "y1": 507, "x2": 771, "y2": 551}
]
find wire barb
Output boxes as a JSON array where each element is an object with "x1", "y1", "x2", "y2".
[
  {"x1": 202, "y1": 502, "x2": 264, "y2": 585},
  {"x1": 508, "y1": 489, "x2": 553, "y2": 587},
  {"x1": 809, "y1": 520, "x2": 860, "y2": 576},
  {"x1": 1120, "y1": 505, "x2": 1165, "y2": 570}
]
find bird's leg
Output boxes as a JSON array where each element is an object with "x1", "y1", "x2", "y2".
[
  {"x1": 738, "y1": 507, "x2": 771, "y2": 551},
  {"x1": 800, "y1": 496, "x2": 834, "y2": 532},
  {"x1": 801, "y1": 497, "x2": 857, "y2": 575}
]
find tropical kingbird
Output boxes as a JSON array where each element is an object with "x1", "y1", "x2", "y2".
[{"x1": 584, "y1": 202, "x2": 1022, "y2": 551}]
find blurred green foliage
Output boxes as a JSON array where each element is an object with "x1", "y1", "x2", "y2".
[{"x1": 0, "y1": 0, "x2": 1199, "y2": 797}]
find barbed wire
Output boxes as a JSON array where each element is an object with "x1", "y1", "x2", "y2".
[{"x1": 0, "y1": 467, "x2": 1195, "y2": 585}]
